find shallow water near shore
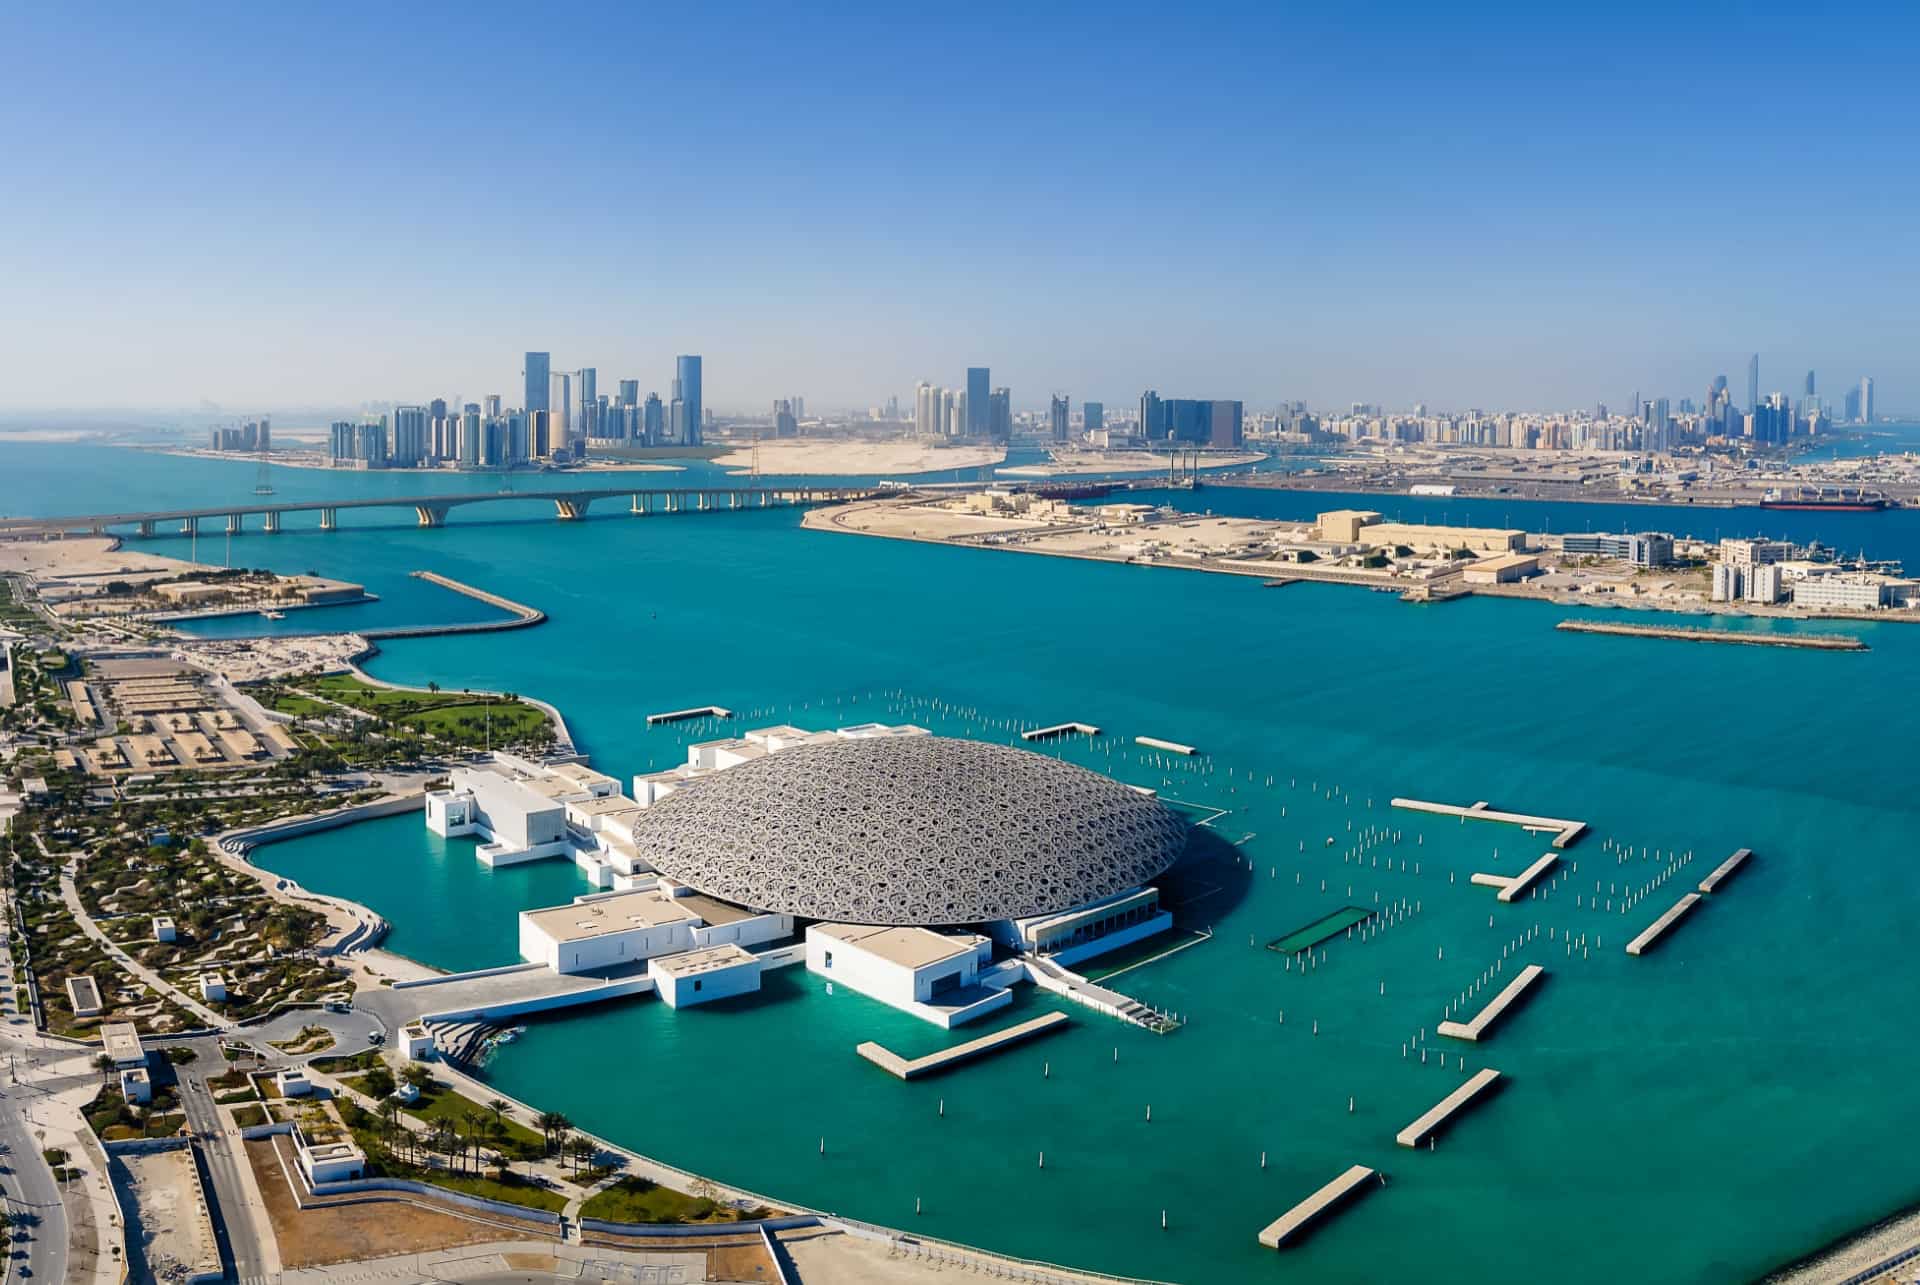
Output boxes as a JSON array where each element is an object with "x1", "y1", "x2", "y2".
[{"x1": 12, "y1": 440, "x2": 1920, "y2": 1282}]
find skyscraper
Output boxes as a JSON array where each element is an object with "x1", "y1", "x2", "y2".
[
  {"x1": 552, "y1": 371, "x2": 571, "y2": 445},
  {"x1": 1139, "y1": 390, "x2": 1164, "y2": 440},
  {"x1": 915, "y1": 382, "x2": 938, "y2": 438},
  {"x1": 618, "y1": 379, "x2": 639, "y2": 406},
  {"x1": 676, "y1": 355, "x2": 703, "y2": 446},
  {"x1": 1746, "y1": 353, "x2": 1759, "y2": 413},
  {"x1": 1844, "y1": 386, "x2": 1862, "y2": 423},
  {"x1": 1861, "y1": 376, "x2": 1875, "y2": 424},
  {"x1": 989, "y1": 388, "x2": 1011, "y2": 441},
  {"x1": 577, "y1": 368, "x2": 598, "y2": 441},
  {"x1": 524, "y1": 352, "x2": 550, "y2": 415},
  {"x1": 1084, "y1": 401, "x2": 1104, "y2": 436},
  {"x1": 966, "y1": 367, "x2": 990, "y2": 437},
  {"x1": 1804, "y1": 370, "x2": 1816, "y2": 398},
  {"x1": 1050, "y1": 395, "x2": 1070, "y2": 443},
  {"x1": 391, "y1": 405, "x2": 428, "y2": 467},
  {"x1": 643, "y1": 393, "x2": 664, "y2": 444}
]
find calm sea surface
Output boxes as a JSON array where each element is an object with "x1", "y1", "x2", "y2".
[{"x1": 5, "y1": 439, "x2": 1918, "y2": 1283}]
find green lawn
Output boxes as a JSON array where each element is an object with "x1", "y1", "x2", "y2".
[
  {"x1": 302, "y1": 674, "x2": 551, "y2": 745},
  {"x1": 401, "y1": 1084, "x2": 545, "y2": 1152},
  {"x1": 413, "y1": 1166, "x2": 567, "y2": 1211},
  {"x1": 579, "y1": 1176, "x2": 736, "y2": 1225}
]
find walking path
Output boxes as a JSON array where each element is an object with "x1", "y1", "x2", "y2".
[{"x1": 56, "y1": 860, "x2": 229, "y2": 1027}]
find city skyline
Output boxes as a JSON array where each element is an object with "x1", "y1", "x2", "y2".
[{"x1": 3, "y1": 3, "x2": 1918, "y2": 413}]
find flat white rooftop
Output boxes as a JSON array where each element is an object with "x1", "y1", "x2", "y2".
[
  {"x1": 649, "y1": 943, "x2": 757, "y2": 978},
  {"x1": 522, "y1": 889, "x2": 701, "y2": 943},
  {"x1": 812, "y1": 922, "x2": 980, "y2": 970},
  {"x1": 101, "y1": 1021, "x2": 145, "y2": 1065}
]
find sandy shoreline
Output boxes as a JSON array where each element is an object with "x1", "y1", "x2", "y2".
[{"x1": 711, "y1": 438, "x2": 1004, "y2": 475}]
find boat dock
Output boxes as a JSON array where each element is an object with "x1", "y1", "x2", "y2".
[
  {"x1": 856, "y1": 1011, "x2": 1070, "y2": 1080},
  {"x1": 1021, "y1": 722, "x2": 1101, "y2": 741},
  {"x1": 1257, "y1": 1165, "x2": 1380, "y2": 1249},
  {"x1": 1468, "y1": 873, "x2": 1512, "y2": 890},
  {"x1": 1496, "y1": 853, "x2": 1559, "y2": 903},
  {"x1": 1557, "y1": 619, "x2": 1868, "y2": 651},
  {"x1": 1698, "y1": 847, "x2": 1753, "y2": 894},
  {"x1": 1136, "y1": 736, "x2": 1197, "y2": 755},
  {"x1": 1390, "y1": 797, "x2": 1588, "y2": 848},
  {"x1": 1626, "y1": 894, "x2": 1702, "y2": 956},
  {"x1": 646, "y1": 705, "x2": 733, "y2": 726},
  {"x1": 1437, "y1": 965, "x2": 1545, "y2": 1042},
  {"x1": 1396, "y1": 1068, "x2": 1503, "y2": 1147}
]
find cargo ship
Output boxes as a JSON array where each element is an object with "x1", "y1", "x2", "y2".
[{"x1": 1759, "y1": 486, "x2": 1889, "y2": 512}]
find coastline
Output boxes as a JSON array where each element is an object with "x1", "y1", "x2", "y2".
[
  {"x1": 143, "y1": 444, "x2": 686, "y2": 475},
  {"x1": 1209, "y1": 469, "x2": 1914, "y2": 512},
  {"x1": 805, "y1": 497, "x2": 1917, "y2": 627}
]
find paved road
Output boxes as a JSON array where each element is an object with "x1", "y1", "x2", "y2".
[
  {"x1": 0, "y1": 1070, "x2": 69, "y2": 1284},
  {"x1": 170, "y1": 1035, "x2": 267, "y2": 1285}
]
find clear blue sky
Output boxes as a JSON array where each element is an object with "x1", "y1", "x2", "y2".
[{"x1": 3, "y1": 1, "x2": 1916, "y2": 414}]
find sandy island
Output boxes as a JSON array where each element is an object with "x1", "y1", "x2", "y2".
[
  {"x1": 713, "y1": 438, "x2": 1004, "y2": 476},
  {"x1": 998, "y1": 448, "x2": 1266, "y2": 477}
]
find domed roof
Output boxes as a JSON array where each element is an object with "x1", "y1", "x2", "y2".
[{"x1": 631, "y1": 735, "x2": 1187, "y2": 925}]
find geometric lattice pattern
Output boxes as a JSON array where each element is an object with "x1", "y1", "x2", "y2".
[{"x1": 631, "y1": 735, "x2": 1189, "y2": 926}]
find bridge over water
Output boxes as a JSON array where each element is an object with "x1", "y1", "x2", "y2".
[{"x1": 0, "y1": 484, "x2": 880, "y2": 538}]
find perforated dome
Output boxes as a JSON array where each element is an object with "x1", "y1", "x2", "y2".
[{"x1": 631, "y1": 735, "x2": 1187, "y2": 925}]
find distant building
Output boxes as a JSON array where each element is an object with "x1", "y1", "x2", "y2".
[
  {"x1": 1050, "y1": 394, "x2": 1070, "y2": 443},
  {"x1": 676, "y1": 355, "x2": 703, "y2": 446},
  {"x1": 1084, "y1": 401, "x2": 1104, "y2": 436},
  {"x1": 1561, "y1": 532, "x2": 1674, "y2": 567},
  {"x1": 988, "y1": 388, "x2": 1012, "y2": 441},
  {"x1": 1860, "y1": 376, "x2": 1875, "y2": 424},
  {"x1": 1793, "y1": 574, "x2": 1889, "y2": 612},
  {"x1": 966, "y1": 367, "x2": 990, "y2": 437},
  {"x1": 1747, "y1": 353, "x2": 1760, "y2": 413},
  {"x1": 524, "y1": 351, "x2": 551, "y2": 415},
  {"x1": 773, "y1": 400, "x2": 798, "y2": 437},
  {"x1": 1746, "y1": 563, "x2": 1784, "y2": 604}
]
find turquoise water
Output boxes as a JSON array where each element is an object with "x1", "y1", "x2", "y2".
[
  {"x1": 8, "y1": 440, "x2": 1920, "y2": 1281},
  {"x1": 251, "y1": 813, "x2": 592, "y2": 972}
]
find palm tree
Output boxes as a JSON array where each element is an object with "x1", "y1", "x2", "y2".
[
  {"x1": 570, "y1": 1136, "x2": 596, "y2": 1174},
  {"x1": 486, "y1": 1097, "x2": 511, "y2": 1132},
  {"x1": 551, "y1": 1128, "x2": 572, "y2": 1171},
  {"x1": 92, "y1": 1053, "x2": 115, "y2": 1085}
]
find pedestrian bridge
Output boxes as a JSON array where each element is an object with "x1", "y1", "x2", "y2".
[{"x1": 0, "y1": 485, "x2": 880, "y2": 538}]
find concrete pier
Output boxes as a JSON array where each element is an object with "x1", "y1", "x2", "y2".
[
  {"x1": 1496, "y1": 853, "x2": 1559, "y2": 903},
  {"x1": 1257, "y1": 1165, "x2": 1379, "y2": 1249},
  {"x1": 1468, "y1": 873, "x2": 1513, "y2": 890},
  {"x1": 646, "y1": 705, "x2": 734, "y2": 726},
  {"x1": 1437, "y1": 965, "x2": 1545, "y2": 1042},
  {"x1": 1557, "y1": 619, "x2": 1868, "y2": 652},
  {"x1": 1698, "y1": 847, "x2": 1752, "y2": 895},
  {"x1": 1021, "y1": 722, "x2": 1101, "y2": 741},
  {"x1": 1136, "y1": 736, "x2": 1197, "y2": 755},
  {"x1": 1626, "y1": 894, "x2": 1702, "y2": 956},
  {"x1": 1396, "y1": 1068, "x2": 1503, "y2": 1147},
  {"x1": 857, "y1": 1012, "x2": 1070, "y2": 1080},
  {"x1": 1390, "y1": 797, "x2": 1587, "y2": 848}
]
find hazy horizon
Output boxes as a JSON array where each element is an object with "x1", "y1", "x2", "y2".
[{"x1": 4, "y1": 1, "x2": 1917, "y2": 414}]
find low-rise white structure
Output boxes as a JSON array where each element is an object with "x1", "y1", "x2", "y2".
[
  {"x1": 293, "y1": 1127, "x2": 366, "y2": 1184},
  {"x1": 400, "y1": 1022, "x2": 435, "y2": 1061},
  {"x1": 277, "y1": 1068, "x2": 313, "y2": 1097},
  {"x1": 152, "y1": 916, "x2": 176, "y2": 943},
  {"x1": 101, "y1": 1021, "x2": 146, "y2": 1068},
  {"x1": 632, "y1": 722, "x2": 929, "y2": 807},
  {"x1": 427, "y1": 764, "x2": 570, "y2": 866},
  {"x1": 66, "y1": 975, "x2": 104, "y2": 1018},
  {"x1": 120, "y1": 1067, "x2": 153, "y2": 1104},
  {"x1": 199, "y1": 972, "x2": 227, "y2": 1002},
  {"x1": 994, "y1": 886, "x2": 1173, "y2": 968},
  {"x1": 517, "y1": 887, "x2": 792, "y2": 975},
  {"x1": 805, "y1": 923, "x2": 1009, "y2": 1028},
  {"x1": 648, "y1": 944, "x2": 763, "y2": 1008}
]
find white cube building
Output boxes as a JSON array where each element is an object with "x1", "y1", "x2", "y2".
[
  {"x1": 517, "y1": 887, "x2": 792, "y2": 975},
  {"x1": 649, "y1": 944, "x2": 763, "y2": 1008},
  {"x1": 806, "y1": 924, "x2": 1008, "y2": 1028}
]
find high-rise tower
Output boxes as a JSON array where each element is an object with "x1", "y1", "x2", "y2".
[
  {"x1": 966, "y1": 367, "x2": 990, "y2": 437},
  {"x1": 524, "y1": 352, "x2": 550, "y2": 415},
  {"x1": 676, "y1": 356, "x2": 703, "y2": 446}
]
